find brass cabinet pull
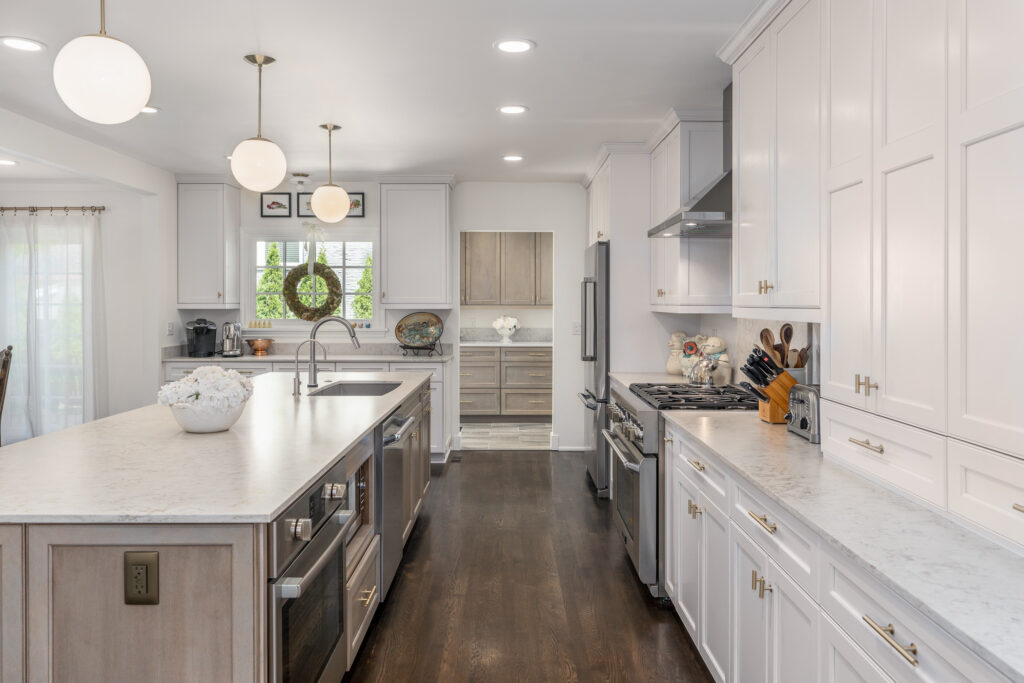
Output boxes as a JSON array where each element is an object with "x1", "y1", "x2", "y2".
[
  {"x1": 528, "y1": 400, "x2": 546, "y2": 404},
  {"x1": 360, "y1": 585, "x2": 378, "y2": 607},
  {"x1": 460, "y1": 373, "x2": 473, "y2": 376},
  {"x1": 855, "y1": 374, "x2": 879, "y2": 396},
  {"x1": 528, "y1": 373, "x2": 546, "y2": 377},
  {"x1": 863, "y1": 615, "x2": 919, "y2": 667},
  {"x1": 758, "y1": 280, "x2": 764, "y2": 295},
  {"x1": 664, "y1": 436, "x2": 674, "y2": 443},
  {"x1": 691, "y1": 504, "x2": 703, "y2": 519},
  {"x1": 688, "y1": 500, "x2": 695, "y2": 516},
  {"x1": 764, "y1": 282, "x2": 774, "y2": 292},
  {"x1": 459, "y1": 400, "x2": 473, "y2": 404},
  {"x1": 751, "y1": 569, "x2": 759, "y2": 591},
  {"x1": 411, "y1": 431, "x2": 419, "y2": 439},
  {"x1": 849, "y1": 437, "x2": 884, "y2": 454},
  {"x1": 687, "y1": 459, "x2": 706, "y2": 473},
  {"x1": 758, "y1": 577, "x2": 772, "y2": 599},
  {"x1": 1013, "y1": 503, "x2": 1024, "y2": 514},
  {"x1": 748, "y1": 511, "x2": 777, "y2": 535},
  {"x1": 528, "y1": 353, "x2": 548, "y2": 356}
]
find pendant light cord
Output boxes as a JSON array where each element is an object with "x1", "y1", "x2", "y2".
[
  {"x1": 99, "y1": 0, "x2": 106, "y2": 34},
  {"x1": 256, "y1": 61, "x2": 263, "y2": 139}
]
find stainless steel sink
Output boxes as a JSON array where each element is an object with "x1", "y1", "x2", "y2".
[{"x1": 308, "y1": 381, "x2": 401, "y2": 397}]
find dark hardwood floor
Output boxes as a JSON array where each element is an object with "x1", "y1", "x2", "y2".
[{"x1": 346, "y1": 450, "x2": 713, "y2": 682}]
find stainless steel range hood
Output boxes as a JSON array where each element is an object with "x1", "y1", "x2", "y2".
[{"x1": 649, "y1": 83, "x2": 733, "y2": 239}]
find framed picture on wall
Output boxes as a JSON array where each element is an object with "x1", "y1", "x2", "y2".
[
  {"x1": 296, "y1": 192, "x2": 315, "y2": 217},
  {"x1": 348, "y1": 192, "x2": 365, "y2": 218},
  {"x1": 260, "y1": 192, "x2": 291, "y2": 217}
]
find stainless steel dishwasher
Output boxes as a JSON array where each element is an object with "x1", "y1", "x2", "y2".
[{"x1": 377, "y1": 393, "x2": 424, "y2": 601}]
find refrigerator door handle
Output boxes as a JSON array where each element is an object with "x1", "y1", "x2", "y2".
[{"x1": 581, "y1": 279, "x2": 596, "y2": 361}]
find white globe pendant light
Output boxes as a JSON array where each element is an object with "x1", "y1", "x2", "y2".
[
  {"x1": 310, "y1": 124, "x2": 350, "y2": 224},
  {"x1": 230, "y1": 54, "x2": 287, "y2": 192},
  {"x1": 52, "y1": 0, "x2": 151, "y2": 124}
]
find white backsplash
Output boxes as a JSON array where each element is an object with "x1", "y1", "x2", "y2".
[{"x1": 459, "y1": 306, "x2": 553, "y2": 329}]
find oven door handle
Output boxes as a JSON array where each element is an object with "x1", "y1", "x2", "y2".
[
  {"x1": 602, "y1": 429, "x2": 640, "y2": 472},
  {"x1": 276, "y1": 510, "x2": 358, "y2": 600}
]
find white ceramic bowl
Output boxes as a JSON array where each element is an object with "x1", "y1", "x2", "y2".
[{"x1": 169, "y1": 402, "x2": 246, "y2": 433}]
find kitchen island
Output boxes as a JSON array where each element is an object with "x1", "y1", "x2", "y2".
[{"x1": 0, "y1": 370, "x2": 431, "y2": 682}]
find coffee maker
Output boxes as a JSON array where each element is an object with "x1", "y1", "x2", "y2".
[
  {"x1": 222, "y1": 322, "x2": 242, "y2": 357},
  {"x1": 185, "y1": 319, "x2": 217, "y2": 357}
]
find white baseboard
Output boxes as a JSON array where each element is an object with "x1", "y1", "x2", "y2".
[
  {"x1": 558, "y1": 446, "x2": 587, "y2": 451},
  {"x1": 549, "y1": 432, "x2": 559, "y2": 450}
]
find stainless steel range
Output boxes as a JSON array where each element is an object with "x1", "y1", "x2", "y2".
[{"x1": 606, "y1": 381, "x2": 756, "y2": 597}]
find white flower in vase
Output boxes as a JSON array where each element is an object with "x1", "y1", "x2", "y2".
[
  {"x1": 158, "y1": 366, "x2": 254, "y2": 433},
  {"x1": 492, "y1": 315, "x2": 520, "y2": 344}
]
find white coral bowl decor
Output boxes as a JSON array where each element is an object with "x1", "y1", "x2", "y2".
[
  {"x1": 492, "y1": 315, "x2": 520, "y2": 344},
  {"x1": 157, "y1": 366, "x2": 254, "y2": 434}
]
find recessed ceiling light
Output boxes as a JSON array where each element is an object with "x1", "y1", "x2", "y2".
[
  {"x1": 1, "y1": 36, "x2": 45, "y2": 52},
  {"x1": 494, "y1": 39, "x2": 535, "y2": 54},
  {"x1": 0, "y1": 160, "x2": 19, "y2": 166},
  {"x1": 140, "y1": 105, "x2": 158, "y2": 113},
  {"x1": 499, "y1": 105, "x2": 528, "y2": 115},
  {"x1": 225, "y1": 155, "x2": 233, "y2": 160},
  {"x1": 503, "y1": 155, "x2": 523, "y2": 162},
  {"x1": 663, "y1": 232, "x2": 672, "y2": 237}
]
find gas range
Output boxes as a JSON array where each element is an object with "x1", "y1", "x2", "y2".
[{"x1": 629, "y1": 383, "x2": 759, "y2": 411}]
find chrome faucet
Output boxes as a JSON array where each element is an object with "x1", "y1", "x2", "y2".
[
  {"x1": 307, "y1": 316, "x2": 362, "y2": 388},
  {"x1": 293, "y1": 339, "x2": 327, "y2": 396}
]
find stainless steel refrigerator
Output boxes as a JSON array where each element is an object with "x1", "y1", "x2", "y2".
[{"x1": 579, "y1": 241, "x2": 610, "y2": 497}]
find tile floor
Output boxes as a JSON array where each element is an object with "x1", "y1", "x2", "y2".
[{"x1": 459, "y1": 422, "x2": 552, "y2": 450}]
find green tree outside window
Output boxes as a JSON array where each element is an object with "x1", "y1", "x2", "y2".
[
  {"x1": 256, "y1": 242, "x2": 284, "y2": 319},
  {"x1": 352, "y1": 255, "x2": 373, "y2": 320}
]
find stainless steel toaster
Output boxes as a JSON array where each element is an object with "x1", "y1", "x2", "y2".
[{"x1": 785, "y1": 384, "x2": 820, "y2": 443}]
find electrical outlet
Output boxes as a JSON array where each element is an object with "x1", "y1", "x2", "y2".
[
  {"x1": 572, "y1": 322, "x2": 582, "y2": 335},
  {"x1": 124, "y1": 551, "x2": 159, "y2": 605},
  {"x1": 165, "y1": 322, "x2": 175, "y2": 336}
]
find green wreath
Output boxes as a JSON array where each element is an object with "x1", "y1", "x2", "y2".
[{"x1": 283, "y1": 262, "x2": 343, "y2": 321}]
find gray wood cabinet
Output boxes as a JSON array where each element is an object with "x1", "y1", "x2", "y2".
[
  {"x1": 535, "y1": 231, "x2": 554, "y2": 306},
  {"x1": 459, "y1": 346, "x2": 551, "y2": 416},
  {"x1": 500, "y1": 232, "x2": 537, "y2": 305},
  {"x1": 460, "y1": 232, "x2": 552, "y2": 306},
  {"x1": 461, "y1": 232, "x2": 501, "y2": 305},
  {"x1": 0, "y1": 525, "x2": 23, "y2": 682}
]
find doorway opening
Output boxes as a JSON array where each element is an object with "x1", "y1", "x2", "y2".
[{"x1": 458, "y1": 230, "x2": 553, "y2": 451}]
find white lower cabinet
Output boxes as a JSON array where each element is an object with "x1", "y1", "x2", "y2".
[
  {"x1": 767, "y1": 558, "x2": 819, "y2": 683},
  {"x1": 698, "y1": 495, "x2": 730, "y2": 683},
  {"x1": 820, "y1": 613, "x2": 894, "y2": 683},
  {"x1": 730, "y1": 525, "x2": 768, "y2": 683},
  {"x1": 671, "y1": 461, "x2": 702, "y2": 639}
]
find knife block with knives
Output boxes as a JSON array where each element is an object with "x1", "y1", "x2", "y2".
[{"x1": 740, "y1": 346, "x2": 799, "y2": 424}]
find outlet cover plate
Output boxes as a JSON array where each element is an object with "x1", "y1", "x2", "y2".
[{"x1": 124, "y1": 551, "x2": 159, "y2": 605}]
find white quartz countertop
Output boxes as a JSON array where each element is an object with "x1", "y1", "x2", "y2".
[
  {"x1": 163, "y1": 353, "x2": 451, "y2": 363},
  {"x1": 663, "y1": 410, "x2": 1024, "y2": 682},
  {"x1": 459, "y1": 341, "x2": 552, "y2": 347},
  {"x1": 0, "y1": 371, "x2": 431, "y2": 524}
]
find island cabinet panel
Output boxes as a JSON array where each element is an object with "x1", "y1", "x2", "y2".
[
  {"x1": 380, "y1": 183, "x2": 450, "y2": 307},
  {"x1": 0, "y1": 525, "x2": 24, "y2": 683},
  {"x1": 27, "y1": 525, "x2": 259, "y2": 683}
]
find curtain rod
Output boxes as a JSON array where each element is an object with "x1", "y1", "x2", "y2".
[{"x1": 0, "y1": 206, "x2": 106, "y2": 215}]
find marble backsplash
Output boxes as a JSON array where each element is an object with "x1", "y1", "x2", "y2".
[{"x1": 460, "y1": 327, "x2": 553, "y2": 342}]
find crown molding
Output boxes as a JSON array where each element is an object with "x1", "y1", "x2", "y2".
[
  {"x1": 645, "y1": 108, "x2": 724, "y2": 150},
  {"x1": 376, "y1": 173, "x2": 456, "y2": 186},
  {"x1": 583, "y1": 142, "x2": 648, "y2": 187},
  {"x1": 717, "y1": 0, "x2": 789, "y2": 65},
  {"x1": 174, "y1": 173, "x2": 239, "y2": 186}
]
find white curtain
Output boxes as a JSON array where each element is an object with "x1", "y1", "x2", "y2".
[{"x1": 0, "y1": 211, "x2": 107, "y2": 444}]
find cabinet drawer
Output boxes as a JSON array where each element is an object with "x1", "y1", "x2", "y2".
[
  {"x1": 459, "y1": 362, "x2": 499, "y2": 388},
  {"x1": 272, "y1": 361, "x2": 337, "y2": 373},
  {"x1": 670, "y1": 429, "x2": 729, "y2": 511},
  {"x1": 389, "y1": 362, "x2": 443, "y2": 382},
  {"x1": 501, "y1": 362, "x2": 552, "y2": 388},
  {"x1": 459, "y1": 347, "x2": 500, "y2": 362},
  {"x1": 501, "y1": 389, "x2": 551, "y2": 415},
  {"x1": 820, "y1": 547, "x2": 1007, "y2": 683},
  {"x1": 500, "y1": 347, "x2": 552, "y2": 362},
  {"x1": 460, "y1": 389, "x2": 500, "y2": 415},
  {"x1": 948, "y1": 439, "x2": 1024, "y2": 547},
  {"x1": 821, "y1": 401, "x2": 946, "y2": 507},
  {"x1": 345, "y1": 535, "x2": 380, "y2": 670},
  {"x1": 731, "y1": 479, "x2": 818, "y2": 598}
]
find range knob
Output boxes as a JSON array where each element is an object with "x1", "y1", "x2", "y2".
[
  {"x1": 322, "y1": 482, "x2": 346, "y2": 500},
  {"x1": 289, "y1": 518, "x2": 313, "y2": 541}
]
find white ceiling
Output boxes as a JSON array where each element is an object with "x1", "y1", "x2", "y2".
[{"x1": 0, "y1": 0, "x2": 756, "y2": 182}]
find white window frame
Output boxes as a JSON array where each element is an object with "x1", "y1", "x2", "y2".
[{"x1": 241, "y1": 224, "x2": 386, "y2": 339}]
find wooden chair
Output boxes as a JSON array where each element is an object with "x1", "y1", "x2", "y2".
[{"x1": 0, "y1": 346, "x2": 11, "y2": 445}]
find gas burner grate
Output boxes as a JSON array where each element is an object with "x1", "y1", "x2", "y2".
[{"x1": 629, "y1": 383, "x2": 758, "y2": 411}]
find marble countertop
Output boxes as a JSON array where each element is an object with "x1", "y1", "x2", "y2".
[
  {"x1": 664, "y1": 411, "x2": 1024, "y2": 682},
  {"x1": 0, "y1": 371, "x2": 431, "y2": 524},
  {"x1": 459, "y1": 341, "x2": 552, "y2": 347},
  {"x1": 163, "y1": 353, "x2": 451, "y2": 363}
]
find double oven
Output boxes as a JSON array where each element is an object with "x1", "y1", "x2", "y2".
[
  {"x1": 266, "y1": 431, "x2": 378, "y2": 683},
  {"x1": 605, "y1": 385, "x2": 663, "y2": 597}
]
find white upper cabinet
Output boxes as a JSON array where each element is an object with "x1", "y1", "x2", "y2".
[
  {"x1": 177, "y1": 183, "x2": 240, "y2": 308},
  {"x1": 947, "y1": 0, "x2": 1024, "y2": 457},
  {"x1": 731, "y1": 0, "x2": 823, "y2": 320},
  {"x1": 380, "y1": 183, "x2": 451, "y2": 307},
  {"x1": 587, "y1": 161, "x2": 611, "y2": 245},
  {"x1": 820, "y1": 0, "x2": 948, "y2": 433},
  {"x1": 649, "y1": 120, "x2": 731, "y2": 311}
]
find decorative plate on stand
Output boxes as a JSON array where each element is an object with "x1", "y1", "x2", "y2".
[{"x1": 395, "y1": 312, "x2": 444, "y2": 356}]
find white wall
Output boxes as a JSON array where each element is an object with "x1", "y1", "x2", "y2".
[
  {"x1": 453, "y1": 182, "x2": 587, "y2": 449},
  {"x1": 0, "y1": 107, "x2": 177, "y2": 413}
]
